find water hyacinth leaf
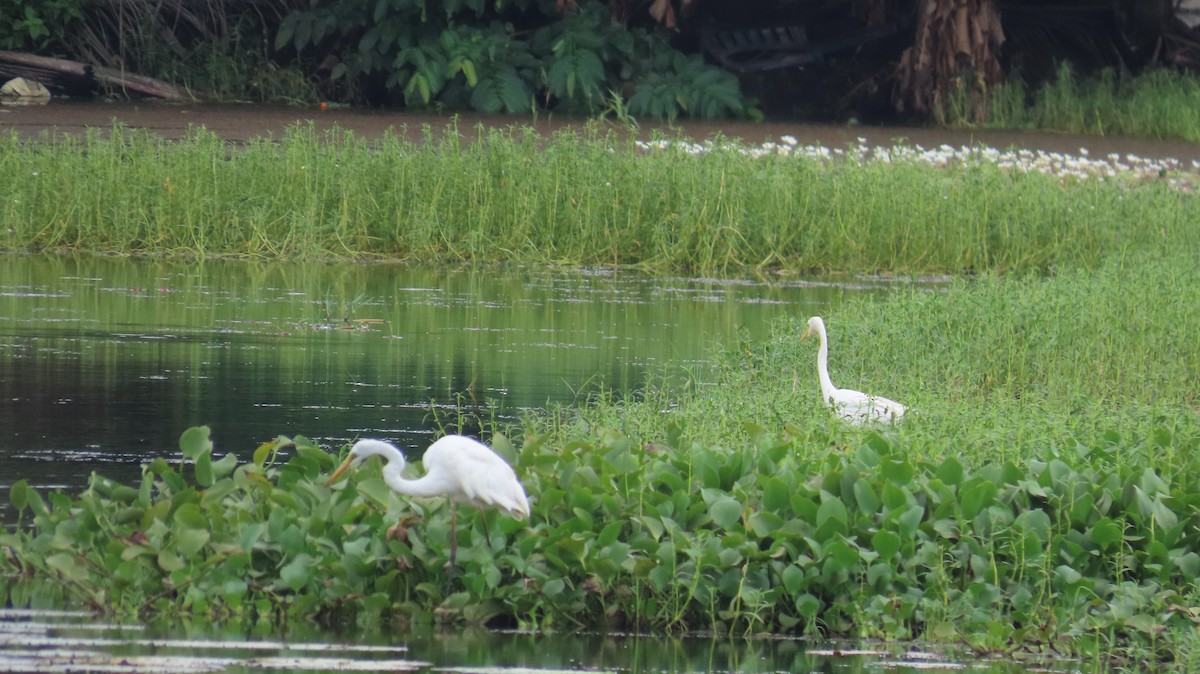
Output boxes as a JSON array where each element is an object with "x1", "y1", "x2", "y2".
[
  {"x1": 816, "y1": 493, "x2": 848, "y2": 528},
  {"x1": 158, "y1": 550, "x2": 185, "y2": 572},
  {"x1": 209, "y1": 452, "x2": 240, "y2": 480},
  {"x1": 748, "y1": 511, "x2": 784, "y2": 538},
  {"x1": 1054, "y1": 565, "x2": 1083, "y2": 587},
  {"x1": 173, "y1": 503, "x2": 208, "y2": 530},
  {"x1": 881, "y1": 458, "x2": 913, "y2": 485},
  {"x1": 176, "y1": 528, "x2": 210, "y2": 556},
  {"x1": 762, "y1": 477, "x2": 790, "y2": 513},
  {"x1": 881, "y1": 483, "x2": 909, "y2": 511},
  {"x1": 597, "y1": 520, "x2": 623, "y2": 547},
  {"x1": 280, "y1": 554, "x2": 313, "y2": 591},
  {"x1": 898, "y1": 505, "x2": 924, "y2": 539},
  {"x1": 1090, "y1": 517, "x2": 1123, "y2": 549},
  {"x1": 795, "y1": 593, "x2": 821, "y2": 620},
  {"x1": 936, "y1": 457, "x2": 964, "y2": 485},
  {"x1": 710, "y1": 497, "x2": 742, "y2": 529},
  {"x1": 961, "y1": 480, "x2": 997, "y2": 519},
  {"x1": 827, "y1": 538, "x2": 859, "y2": 569},
  {"x1": 782, "y1": 564, "x2": 805, "y2": 594},
  {"x1": 45, "y1": 553, "x2": 90, "y2": 583},
  {"x1": 179, "y1": 426, "x2": 213, "y2": 461},
  {"x1": 1015, "y1": 509, "x2": 1052, "y2": 543},
  {"x1": 1140, "y1": 468, "x2": 1170, "y2": 497},
  {"x1": 872, "y1": 530, "x2": 901, "y2": 561},
  {"x1": 852, "y1": 479, "x2": 880, "y2": 514},
  {"x1": 1173, "y1": 551, "x2": 1200, "y2": 577},
  {"x1": 1151, "y1": 497, "x2": 1178, "y2": 532},
  {"x1": 9, "y1": 479, "x2": 41, "y2": 515},
  {"x1": 867, "y1": 562, "x2": 892, "y2": 586},
  {"x1": 195, "y1": 451, "x2": 214, "y2": 487},
  {"x1": 357, "y1": 477, "x2": 396, "y2": 505}
]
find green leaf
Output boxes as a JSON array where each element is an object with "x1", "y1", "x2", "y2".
[
  {"x1": 158, "y1": 550, "x2": 185, "y2": 572},
  {"x1": 176, "y1": 529, "x2": 210, "y2": 557},
  {"x1": 195, "y1": 451, "x2": 214, "y2": 487},
  {"x1": 280, "y1": 554, "x2": 312, "y2": 591},
  {"x1": 173, "y1": 503, "x2": 208, "y2": 530},
  {"x1": 1090, "y1": 517, "x2": 1123, "y2": 549},
  {"x1": 851, "y1": 479, "x2": 880, "y2": 514},
  {"x1": 881, "y1": 458, "x2": 913, "y2": 485},
  {"x1": 179, "y1": 426, "x2": 213, "y2": 461},
  {"x1": 782, "y1": 564, "x2": 805, "y2": 594},
  {"x1": 45, "y1": 553, "x2": 90, "y2": 583},
  {"x1": 816, "y1": 493, "x2": 848, "y2": 528},
  {"x1": 936, "y1": 457, "x2": 964, "y2": 485},
  {"x1": 961, "y1": 480, "x2": 997, "y2": 519},
  {"x1": 710, "y1": 498, "x2": 742, "y2": 529},
  {"x1": 211, "y1": 453, "x2": 239, "y2": 480},
  {"x1": 871, "y1": 530, "x2": 901, "y2": 561},
  {"x1": 762, "y1": 477, "x2": 791, "y2": 513}
]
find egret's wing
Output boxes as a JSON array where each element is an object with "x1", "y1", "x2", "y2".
[
  {"x1": 829, "y1": 389, "x2": 906, "y2": 426},
  {"x1": 430, "y1": 439, "x2": 531, "y2": 519}
]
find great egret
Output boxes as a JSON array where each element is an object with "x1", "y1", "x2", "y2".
[
  {"x1": 800, "y1": 315, "x2": 907, "y2": 426},
  {"x1": 327, "y1": 435, "x2": 530, "y2": 567}
]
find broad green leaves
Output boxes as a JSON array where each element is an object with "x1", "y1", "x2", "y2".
[
  {"x1": 2, "y1": 422, "x2": 1198, "y2": 652},
  {"x1": 274, "y1": 0, "x2": 748, "y2": 119}
]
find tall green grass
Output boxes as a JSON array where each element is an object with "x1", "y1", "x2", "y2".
[
  {"x1": 949, "y1": 64, "x2": 1200, "y2": 142},
  {"x1": 556, "y1": 252, "x2": 1200, "y2": 467},
  {"x1": 1, "y1": 123, "x2": 1194, "y2": 274}
]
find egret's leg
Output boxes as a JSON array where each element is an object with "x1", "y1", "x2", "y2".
[{"x1": 448, "y1": 502, "x2": 458, "y2": 570}]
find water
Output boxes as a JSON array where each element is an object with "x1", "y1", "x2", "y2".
[
  {"x1": 0, "y1": 254, "x2": 910, "y2": 509},
  {"x1": 0, "y1": 609, "x2": 1042, "y2": 673}
]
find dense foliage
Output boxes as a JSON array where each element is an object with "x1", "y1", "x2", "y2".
[
  {"x1": 0, "y1": 0, "x2": 86, "y2": 51},
  {"x1": 274, "y1": 0, "x2": 748, "y2": 118}
]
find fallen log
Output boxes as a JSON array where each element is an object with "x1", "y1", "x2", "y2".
[
  {"x1": 0, "y1": 50, "x2": 92, "y2": 94},
  {"x1": 92, "y1": 65, "x2": 187, "y2": 100},
  {"x1": 0, "y1": 50, "x2": 187, "y2": 100}
]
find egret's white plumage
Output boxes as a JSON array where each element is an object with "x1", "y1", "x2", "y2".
[
  {"x1": 327, "y1": 435, "x2": 530, "y2": 565},
  {"x1": 800, "y1": 316, "x2": 906, "y2": 426}
]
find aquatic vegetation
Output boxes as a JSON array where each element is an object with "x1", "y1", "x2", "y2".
[
  {"x1": 1, "y1": 250, "x2": 1198, "y2": 665},
  {"x1": 2, "y1": 421, "x2": 1197, "y2": 666},
  {"x1": 1, "y1": 123, "x2": 1196, "y2": 275}
]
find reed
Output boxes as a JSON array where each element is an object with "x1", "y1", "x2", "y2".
[
  {"x1": 1, "y1": 123, "x2": 1194, "y2": 275},
  {"x1": 550, "y1": 250, "x2": 1200, "y2": 478},
  {"x1": 978, "y1": 65, "x2": 1200, "y2": 142}
]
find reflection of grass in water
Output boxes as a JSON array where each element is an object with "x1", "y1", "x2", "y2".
[
  {"x1": 1, "y1": 121, "x2": 1195, "y2": 275},
  {"x1": 316, "y1": 290, "x2": 371, "y2": 329}
]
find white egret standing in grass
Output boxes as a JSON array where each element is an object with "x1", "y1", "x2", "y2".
[
  {"x1": 326, "y1": 435, "x2": 530, "y2": 568},
  {"x1": 800, "y1": 315, "x2": 907, "y2": 426}
]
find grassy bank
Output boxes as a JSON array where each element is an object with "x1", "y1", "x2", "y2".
[
  {"x1": 2, "y1": 251, "x2": 1197, "y2": 668},
  {"x1": 960, "y1": 66, "x2": 1200, "y2": 143},
  {"x1": 1, "y1": 123, "x2": 1196, "y2": 275}
]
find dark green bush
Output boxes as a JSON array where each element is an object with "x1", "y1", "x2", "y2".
[{"x1": 274, "y1": 0, "x2": 750, "y2": 118}]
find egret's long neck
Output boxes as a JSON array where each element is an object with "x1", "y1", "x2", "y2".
[
  {"x1": 815, "y1": 324, "x2": 837, "y2": 401},
  {"x1": 382, "y1": 462, "x2": 447, "y2": 499}
]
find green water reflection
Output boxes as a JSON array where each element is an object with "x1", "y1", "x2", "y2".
[
  {"x1": 5, "y1": 610, "x2": 1037, "y2": 674},
  {"x1": 0, "y1": 254, "x2": 887, "y2": 506}
]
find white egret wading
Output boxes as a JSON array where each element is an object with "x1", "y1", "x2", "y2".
[
  {"x1": 327, "y1": 436, "x2": 530, "y2": 568},
  {"x1": 800, "y1": 315, "x2": 907, "y2": 426}
]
